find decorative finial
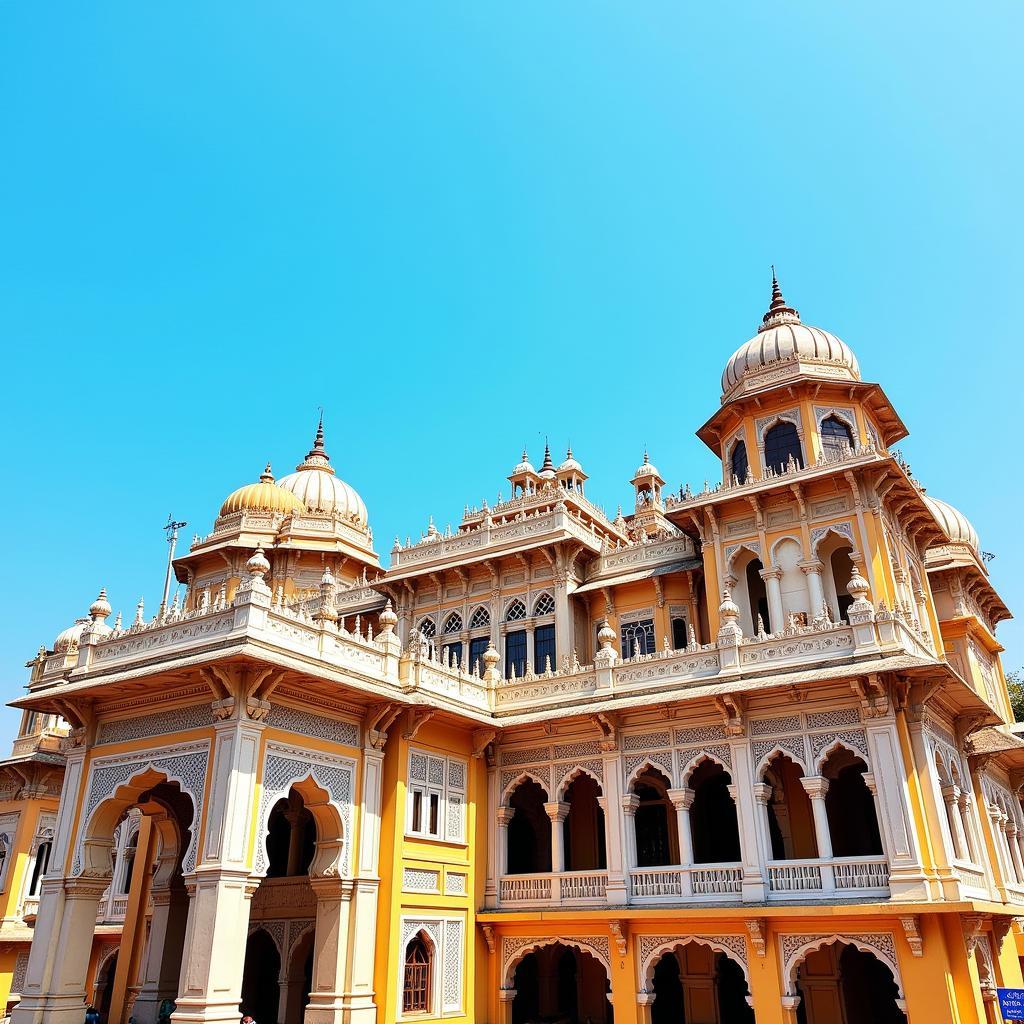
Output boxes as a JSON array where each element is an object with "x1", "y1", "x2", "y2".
[
  {"x1": 260, "y1": 462, "x2": 274, "y2": 483},
  {"x1": 541, "y1": 440, "x2": 554, "y2": 472},
  {"x1": 297, "y1": 411, "x2": 335, "y2": 472},
  {"x1": 643, "y1": 449, "x2": 649, "y2": 465},
  {"x1": 246, "y1": 544, "x2": 270, "y2": 580},
  {"x1": 759, "y1": 267, "x2": 800, "y2": 332},
  {"x1": 89, "y1": 587, "x2": 112, "y2": 622}
]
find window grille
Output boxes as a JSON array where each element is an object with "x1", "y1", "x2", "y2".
[
  {"x1": 505, "y1": 599, "x2": 527, "y2": 622},
  {"x1": 403, "y1": 936, "x2": 431, "y2": 1013},
  {"x1": 442, "y1": 612, "x2": 463, "y2": 634},
  {"x1": 417, "y1": 618, "x2": 437, "y2": 638},
  {"x1": 533, "y1": 593, "x2": 555, "y2": 616},
  {"x1": 820, "y1": 415, "x2": 854, "y2": 458},
  {"x1": 469, "y1": 606, "x2": 490, "y2": 629},
  {"x1": 620, "y1": 618, "x2": 656, "y2": 659}
]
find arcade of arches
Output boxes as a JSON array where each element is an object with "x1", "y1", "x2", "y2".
[{"x1": 510, "y1": 943, "x2": 612, "y2": 1024}]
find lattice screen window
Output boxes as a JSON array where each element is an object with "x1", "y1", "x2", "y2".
[
  {"x1": 407, "y1": 748, "x2": 467, "y2": 844},
  {"x1": 533, "y1": 592, "x2": 555, "y2": 616},
  {"x1": 469, "y1": 606, "x2": 490, "y2": 629},
  {"x1": 442, "y1": 612, "x2": 463, "y2": 634}
]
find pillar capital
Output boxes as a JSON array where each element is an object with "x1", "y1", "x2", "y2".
[
  {"x1": 309, "y1": 875, "x2": 355, "y2": 900},
  {"x1": 751, "y1": 782, "x2": 773, "y2": 806},
  {"x1": 496, "y1": 806, "x2": 516, "y2": 827},
  {"x1": 800, "y1": 775, "x2": 830, "y2": 800},
  {"x1": 940, "y1": 782, "x2": 962, "y2": 803},
  {"x1": 543, "y1": 801, "x2": 570, "y2": 823},
  {"x1": 759, "y1": 567, "x2": 783, "y2": 582},
  {"x1": 667, "y1": 787, "x2": 695, "y2": 811},
  {"x1": 621, "y1": 794, "x2": 640, "y2": 816},
  {"x1": 798, "y1": 559, "x2": 824, "y2": 574}
]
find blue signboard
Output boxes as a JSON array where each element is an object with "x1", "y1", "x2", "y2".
[{"x1": 999, "y1": 989, "x2": 1024, "y2": 1021}]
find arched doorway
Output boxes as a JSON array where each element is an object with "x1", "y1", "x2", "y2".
[
  {"x1": 631, "y1": 768, "x2": 678, "y2": 867},
  {"x1": 689, "y1": 759, "x2": 741, "y2": 864},
  {"x1": 507, "y1": 779, "x2": 552, "y2": 875},
  {"x1": 95, "y1": 953, "x2": 118, "y2": 1024},
  {"x1": 240, "y1": 930, "x2": 281, "y2": 1024},
  {"x1": 510, "y1": 942, "x2": 613, "y2": 1024},
  {"x1": 794, "y1": 940, "x2": 906, "y2": 1024},
  {"x1": 764, "y1": 754, "x2": 818, "y2": 860},
  {"x1": 648, "y1": 943, "x2": 753, "y2": 1024},
  {"x1": 562, "y1": 773, "x2": 606, "y2": 872},
  {"x1": 821, "y1": 748, "x2": 882, "y2": 858}
]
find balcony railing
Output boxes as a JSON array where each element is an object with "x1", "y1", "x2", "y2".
[
  {"x1": 767, "y1": 856, "x2": 890, "y2": 899},
  {"x1": 629, "y1": 864, "x2": 743, "y2": 902},
  {"x1": 498, "y1": 871, "x2": 608, "y2": 906}
]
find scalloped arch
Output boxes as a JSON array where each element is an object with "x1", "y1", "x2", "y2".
[
  {"x1": 502, "y1": 936, "x2": 611, "y2": 987},
  {"x1": 555, "y1": 764, "x2": 604, "y2": 801},
  {"x1": 640, "y1": 936, "x2": 750, "y2": 987},
  {"x1": 783, "y1": 933, "x2": 903, "y2": 998},
  {"x1": 500, "y1": 770, "x2": 550, "y2": 805}
]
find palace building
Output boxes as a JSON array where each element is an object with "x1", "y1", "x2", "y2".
[{"x1": 3, "y1": 276, "x2": 1023, "y2": 1024}]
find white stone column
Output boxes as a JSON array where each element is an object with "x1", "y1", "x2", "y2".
[
  {"x1": 485, "y1": 765, "x2": 502, "y2": 907},
  {"x1": 172, "y1": 714, "x2": 266, "y2": 1024},
  {"x1": 960, "y1": 792, "x2": 980, "y2": 863},
  {"x1": 729, "y1": 743, "x2": 766, "y2": 901},
  {"x1": 667, "y1": 788, "x2": 695, "y2": 865},
  {"x1": 1008, "y1": 823, "x2": 1024, "y2": 884},
  {"x1": 12, "y1": 744, "x2": 92, "y2": 1024},
  {"x1": 553, "y1": 573, "x2": 571, "y2": 668},
  {"x1": 759, "y1": 568, "x2": 785, "y2": 633},
  {"x1": 941, "y1": 784, "x2": 966, "y2": 860},
  {"x1": 495, "y1": 807, "x2": 514, "y2": 902},
  {"x1": 544, "y1": 802, "x2": 569, "y2": 873},
  {"x1": 799, "y1": 560, "x2": 826, "y2": 619},
  {"x1": 621, "y1": 795, "x2": 639, "y2": 871},
  {"x1": 801, "y1": 776, "x2": 835, "y2": 894},
  {"x1": 306, "y1": 877, "x2": 355, "y2": 1024},
  {"x1": 601, "y1": 749, "x2": 628, "y2": 902},
  {"x1": 342, "y1": 745, "x2": 386, "y2": 1024},
  {"x1": 526, "y1": 623, "x2": 536, "y2": 672}
]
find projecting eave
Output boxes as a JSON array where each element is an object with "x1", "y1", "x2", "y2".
[
  {"x1": 696, "y1": 379, "x2": 908, "y2": 457},
  {"x1": 573, "y1": 557, "x2": 702, "y2": 594},
  {"x1": 966, "y1": 727, "x2": 1024, "y2": 775}
]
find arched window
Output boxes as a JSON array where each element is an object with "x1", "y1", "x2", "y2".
[
  {"x1": 671, "y1": 617, "x2": 688, "y2": 650},
  {"x1": 505, "y1": 599, "x2": 527, "y2": 622},
  {"x1": 417, "y1": 617, "x2": 437, "y2": 639},
  {"x1": 763, "y1": 422, "x2": 804, "y2": 474},
  {"x1": 403, "y1": 934, "x2": 432, "y2": 1014},
  {"x1": 29, "y1": 840, "x2": 52, "y2": 897},
  {"x1": 442, "y1": 612, "x2": 463, "y2": 634},
  {"x1": 469, "y1": 606, "x2": 490, "y2": 629},
  {"x1": 730, "y1": 440, "x2": 749, "y2": 484},
  {"x1": 820, "y1": 415, "x2": 854, "y2": 459},
  {"x1": 533, "y1": 593, "x2": 555, "y2": 616}
]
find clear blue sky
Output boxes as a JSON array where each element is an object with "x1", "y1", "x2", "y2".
[{"x1": 1, "y1": 4, "x2": 1021, "y2": 743}]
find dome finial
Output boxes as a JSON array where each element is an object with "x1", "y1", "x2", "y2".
[
  {"x1": 541, "y1": 438, "x2": 554, "y2": 472},
  {"x1": 759, "y1": 267, "x2": 800, "y2": 332},
  {"x1": 297, "y1": 410, "x2": 334, "y2": 472},
  {"x1": 260, "y1": 462, "x2": 274, "y2": 483}
]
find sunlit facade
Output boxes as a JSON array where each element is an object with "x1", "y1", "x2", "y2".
[{"x1": 3, "y1": 277, "x2": 1022, "y2": 1024}]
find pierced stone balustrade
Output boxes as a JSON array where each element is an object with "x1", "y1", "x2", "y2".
[{"x1": 498, "y1": 871, "x2": 608, "y2": 906}]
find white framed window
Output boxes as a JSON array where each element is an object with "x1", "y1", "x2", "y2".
[
  {"x1": 397, "y1": 915, "x2": 465, "y2": 1019},
  {"x1": 407, "y1": 749, "x2": 467, "y2": 844}
]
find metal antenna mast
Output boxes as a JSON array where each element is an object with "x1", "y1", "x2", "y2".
[{"x1": 160, "y1": 513, "x2": 188, "y2": 615}]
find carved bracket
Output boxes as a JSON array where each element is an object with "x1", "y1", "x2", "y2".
[
  {"x1": 609, "y1": 920, "x2": 628, "y2": 957},
  {"x1": 899, "y1": 916, "x2": 923, "y2": 957}
]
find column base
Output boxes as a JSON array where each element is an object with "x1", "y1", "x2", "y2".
[
  {"x1": 171, "y1": 995, "x2": 246, "y2": 1024},
  {"x1": 303, "y1": 992, "x2": 377, "y2": 1024},
  {"x1": 13, "y1": 993, "x2": 95, "y2": 1024}
]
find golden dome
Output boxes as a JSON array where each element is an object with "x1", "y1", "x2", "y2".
[{"x1": 219, "y1": 464, "x2": 306, "y2": 518}]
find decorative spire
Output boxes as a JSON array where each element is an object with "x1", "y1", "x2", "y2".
[
  {"x1": 296, "y1": 412, "x2": 335, "y2": 473},
  {"x1": 540, "y1": 440, "x2": 554, "y2": 473},
  {"x1": 260, "y1": 462, "x2": 274, "y2": 483},
  {"x1": 758, "y1": 266, "x2": 801, "y2": 333}
]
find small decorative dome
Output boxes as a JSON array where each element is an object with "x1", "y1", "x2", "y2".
[
  {"x1": 219, "y1": 463, "x2": 306, "y2": 518},
  {"x1": 89, "y1": 587, "x2": 112, "y2": 621},
  {"x1": 276, "y1": 417, "x2": 369, "y2": 528},
  {"x1": 633, "y1": 450, "x2": 661, "y2": 480},
  {"x1": 54, "y1": 617, "x2": 89, "y2": 652},
  {"x1": 558, "y1": 446, "x2": 582, "y2": 473},
  {"x1": 721, "y1": 272, "x2": 860, "y2": 396},
  {"x1": 926, "y1": 496, "x2": 981, "y2": 555},
  {"x1": 511, "y1": 449, "x2": 536, "y2": 476}
]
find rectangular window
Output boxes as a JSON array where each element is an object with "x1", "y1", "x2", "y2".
[
  {"x1": 671, "y1": 617, "x2": 688, "y2": 650},
  {"x1": 505, "y1": 629, "x2": 527, "y2": 678},
  {"x1": 621, "y1": 618, "x2": 655, "y2": 658},
  {"x1": 442, "y1": 640, "x2": 463, "y2": 670},
  {"x1": 468, "y1": 636, "x2": 490, "y2": 676},
  {"x1": 534, "y1": 624, "x2": 556, "y2": 672},
  {"x1": 406, "y1": 749, "x2": 468, "y2": 843}
]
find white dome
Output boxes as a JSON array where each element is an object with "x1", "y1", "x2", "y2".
[
  {"x1": 721, "y1": 276, "x2": 860, "y2": 395},
  {"x1": 926, "y1": 496, "x2": 981, "y2": 555},
  {"x1": 54, "y1": 617, "x2": 89, "y2": 652},
  {"x1": 511, "y1": 450, "x2": 536, "y2": 476},
  {"x1": 276, "y1": 422, "x2": 369, "y2": 528}
]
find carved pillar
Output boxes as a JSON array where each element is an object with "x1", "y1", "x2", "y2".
[
  {"x1": 305, "y1": 877, "x2": 355, "y2": 1024},
  {"x1": 12, "y1": 744, "x2": 93, "y2": 1024},
  {"x1": 667, "y1": 788, "x2": 695, "y2": 865},
  {"x1": 495, "y1": 807, "x2": 514, "y2": 898},
  {"x1": 800, "y1": 776, "x2": 835, "y2": 893},
  {"x1": 553, "y1": 572, "x2": 571, "y2": 667},
  {"x1": 729, "y1": 743, "x2": 766, "y2": 901},
  {"x1": 485, "y1": 764, "x2": 502, "y2": 908},
  {"x1": 941, "y1": 784, "x2": 966, "y2": 860},
  {"x1": 760, "y1": 568, "x2": 785, "y2": 633},
  {"x1": 172, "y1": 713, "x2": 266, "y2": 1024},
  {"x1": 544, "y1": 802, "x2": 569, "y2": 873},
  {"x1": 621, "y1": 795, "x2": 639, "y2": 871},
  {"x1": 799, "y1": 560, "x2": 826, "y2": 619},
  {"x1": 601, "y1": 749, "x2": 628, "y2": 903},
  {"x1": 343, "y1": 744, "x2": 386, "y2": 1023}
]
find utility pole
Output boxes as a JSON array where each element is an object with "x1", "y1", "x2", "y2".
[{"x1": 160, "y1": 513, "x2": 188, "y2": 616}]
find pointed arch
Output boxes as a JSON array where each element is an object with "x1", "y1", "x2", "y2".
[
  {"x1": 770, "y1": 534, "x2": 804, "y2": 563},
  {"x1": 755, "y1": 744, "x2": 809, "y2": 777},
  {"x1": 626, "y1": 759, "x2": 674, "y2": 791},
  {"x1": 639, "y1": 935, "x2": 750, "y2": 988},
  {"x1": 680, "y1": 750, "x2": 730, "y2": 787},
  {"x1": 782, "y1": 933, "x2": 903, "y2": 998},
  {"x1": 814, "y1": 736, "x2": 870, "y2": 773},
  {"x1": 505, "y1": 598, "x2": 527, "y2": 622},
  {"x1": 500, "y1": 771, "x2": 550, "y2": 806},
  {"x1": 726, "y1": 543, "x2": 762, "y2": 572},
  {"x1": 533, "y1": 592, "x2": 556, "y2": 616},
  {"x1": 468, "y1": 605, "x2": 490, "y2": 629},
  {"x1": 442, "y1": 612, "x2": 463, "y2": 634},
  {"x1": 812, "y1": 524, "x2": 856, "y2": 557},
  {"x1": 247, "y1": 923, "x2": 285, "y2": 961},
  {"x1": 501, "y1": 936, "x2": 611, "y2": 987},
  {"x1": 555, "y1": 764, "x2": 604, "y2": 801},
  {"x1": 416, "y1": 616, "x2": 437, "y2": 638}
]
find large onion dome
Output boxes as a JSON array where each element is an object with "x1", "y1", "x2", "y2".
[
  {"x1": 925, "y1": 496, "x2": 981, "y2": 556},
  {"x1": 219, "y1": 464, "x2": 306, "y2": 518},
  {"x1": 721, "y1": 272, "x2": 860, "y2": 397},
  {"x1": 276, "y1": 418, "x2": 369, "y2": 528}
]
